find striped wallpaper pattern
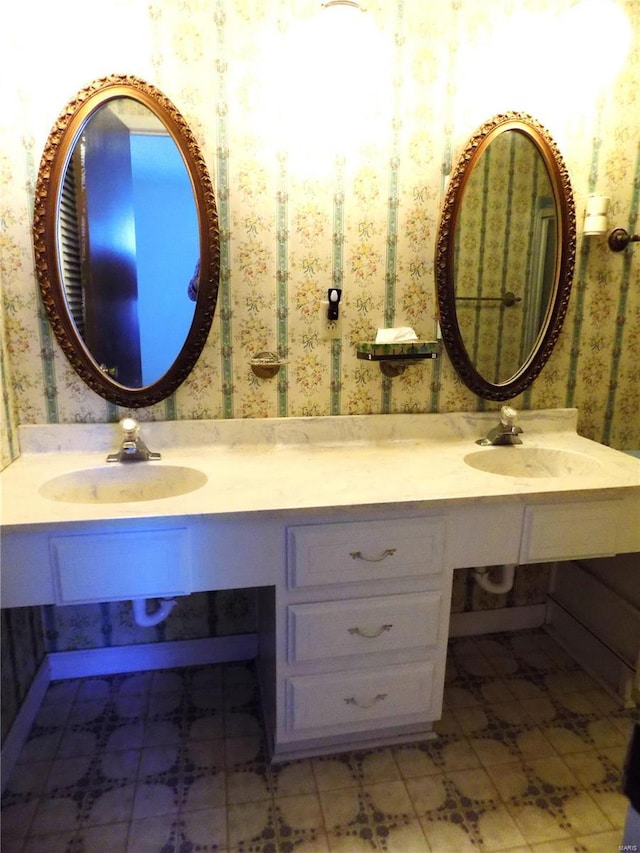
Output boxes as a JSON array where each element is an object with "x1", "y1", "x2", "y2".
[{"x1": 1, "y1": 0, "x2": 638, "y2": 461}]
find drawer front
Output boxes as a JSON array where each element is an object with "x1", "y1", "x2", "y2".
[
  {"x1": 287, "y1": 516, "x2": 446, "y2": 589},
  {"x1": 287, "y1": 592, "x2": 442, "y2": 663},
  {"x1": 285, "y1": 662, "x2": 435, "y2": 732},
  {"x1": 51, "y1": 528, "x2": 190, "y2": 603},
  {"x1": 520, "y1": 500, "x2": 622, "y2": 563}
]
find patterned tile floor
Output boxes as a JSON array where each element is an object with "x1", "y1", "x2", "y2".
[{"x1": 2, "y1": 628, "x2": 637, "y2": 852}]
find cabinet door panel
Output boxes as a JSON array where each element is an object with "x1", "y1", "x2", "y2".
[
  {"x1": 51, "y1": 528, "x2": 190, "y2": 603},
  {"x1": 520, "y1": 500, "x2": 621, "y2": 562}
]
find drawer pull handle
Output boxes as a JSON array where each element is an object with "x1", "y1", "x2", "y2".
[
  {"x1": 344, "y1": 693, "x2": 388, "y2": 709},
  {"x1": 349, "y1": 548, "x2": 397, "y2": 563},
  {"x1": 348, "y1": 624, "x2": 393, "y2": 639}
]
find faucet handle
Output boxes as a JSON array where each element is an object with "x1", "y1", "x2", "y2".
[
  {"x1": 500, "y1": 405, "x2": 523, "y2": 435},
  {"x1": 120, "y1": 417, "x2": 139, "y2": 437},
  {"x1": 500, "y1": 405, "x2": 518, "y2": 427}
]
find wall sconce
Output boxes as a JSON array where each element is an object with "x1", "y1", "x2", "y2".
[
  {"x1": 608, "y1": 228, "x2": 640, "y2": 252},
  {"x1": 583, "y1": 195, "x2": 609, "y2": 236},
  {"x1": 583, "y1": 196, "x2": 640, "y2": 251}
]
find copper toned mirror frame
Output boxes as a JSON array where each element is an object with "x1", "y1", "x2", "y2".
[
  {"x1": 435, "y1": 112, "x2": 576, "y2": 402},
  {"x1": 33, "y1": 74, "x2": 220, "y2": 408}
]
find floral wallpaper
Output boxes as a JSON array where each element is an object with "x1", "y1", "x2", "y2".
[
  {"x1": 40, "y1": 588, "x2": 257, "y2": 653},
  {"x1": 1, "y1": 0, "x2": 638, "y2": 451},
  {"x1": 1, "y1": 0, "x2": 639, "y2": 737}
]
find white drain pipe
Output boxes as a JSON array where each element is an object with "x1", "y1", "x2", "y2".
[
  {"x1": 473, "y1": 564, "x2": 516, "y2": 595},
  {"x1": 132, "y1": 597, "x2": 178, "y2": 627}
]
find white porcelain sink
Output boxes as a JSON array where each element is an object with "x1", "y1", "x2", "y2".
[
  {"x1": 464, "y1": 447, "x2": 603, "y2": 479},
  {"x1": 39, "y1": 465, "x2": 208, "y2": 504}
]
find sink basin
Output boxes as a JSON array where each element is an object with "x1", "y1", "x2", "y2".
[
  {"x1": 39, "y1": 465, "x2": 208, "y2": 504},
  {"x1": 464, "y1": 447, "x2": 603, "y2": 479}
]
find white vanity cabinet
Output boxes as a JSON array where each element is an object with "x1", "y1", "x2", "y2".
[
  {"x1": 256, "y1": 490, "x2": 638, "y2": 762},
  {"x1": 2, "y1": 411, "x2": 639, "y2": 765},
  {"x1": 260, "y1": 513, "x2": 455, "y2": 761}
]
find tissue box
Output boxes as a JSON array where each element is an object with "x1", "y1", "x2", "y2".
[{"x1": 375, "y1": 327, "x2": 418, "y2": 344}]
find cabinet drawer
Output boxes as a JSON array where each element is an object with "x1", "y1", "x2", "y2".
[
  {"x1": 520, "y1": 500, "x2": 622, "y2": 563},
  {"x1": 285, "y1": 662, "x2": 435, "y2": 732},
  {"x1": 287, "y1": 516, "x2": 446, "y2": 589},
  {"x1": 287, "y1": 592, "x2": 442, "y2": 663},
  {"x1": 51, "y1": 528, "x2": 190, "y2": 603}
]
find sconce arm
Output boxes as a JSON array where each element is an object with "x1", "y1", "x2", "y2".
[{"x1": 608, "y1": 228, "x2": 640, "y2": 252}]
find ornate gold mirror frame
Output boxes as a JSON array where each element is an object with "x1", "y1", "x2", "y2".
[
  {"x1": 435, "y1": 112, "x2": 576, "y2": 401},
  {"x1": 33, "y1": 74, "x2": 220, "y2": 408}
]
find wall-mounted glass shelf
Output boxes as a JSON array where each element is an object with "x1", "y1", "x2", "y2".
[
  {"x1": 357, "y1": 340, "x2": 439, "y2": 361},
  {"x1": 356, "y1": 340, "x2": 440, "y2": 377}
]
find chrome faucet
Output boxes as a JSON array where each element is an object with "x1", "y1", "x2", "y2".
[
  {"x1": 106, "y1": 417, "x2": 161, "y2": 462},
  {"x1": 476, "y1": 405, "x2": 523, "y2": 446}
]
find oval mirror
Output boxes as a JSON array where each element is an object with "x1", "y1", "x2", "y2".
[
  {"x1": 435, "y1": 112, "x2": 576, "y2": 401},
  {"x1": 33, "y1": 75, "x2": 220, "y2": 408}
]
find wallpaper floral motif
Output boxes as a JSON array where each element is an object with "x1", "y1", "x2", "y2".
[
  {"x1": 1, "y1": 0, "x2": 639, "y2": 737},
  {"x1": 41, "y1": 589, "x2": 257, "y2": 653}
]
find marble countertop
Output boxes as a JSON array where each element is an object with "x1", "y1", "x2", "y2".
[{"x1": 2, "y1": 409, "x2": 640, "y2": 529}]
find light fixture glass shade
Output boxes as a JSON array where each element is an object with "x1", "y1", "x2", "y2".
[
  {"x1": 585, "y1": 195, "x2": 609, "y2": 216},
  {"x1": 584, "y1": 214, "x2": 609, "y2": 236},
  {"x1": 583, "y1": 195, "x2": 609, "y2": 235}
]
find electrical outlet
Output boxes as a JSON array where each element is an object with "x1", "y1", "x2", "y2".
[{"x1": 320, "y1": 300, "x2": 342, "y2": 340}]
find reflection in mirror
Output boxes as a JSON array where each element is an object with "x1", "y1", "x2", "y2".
[
  {"x1": 58, "y1": 98, "x2": 199, "y2": 388},
  {"x1": 454, "y1": 131, "x2": 555, "y2": 384},
  {"x1": 60, "y1": 98, "x2": 199, "y2": 387},
  {"x1": 436, "y1": 113, "x2": 576, "y2": 402},
  {"x1": 34, "y1": 75, "x2": 219, "y2": 408}
]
